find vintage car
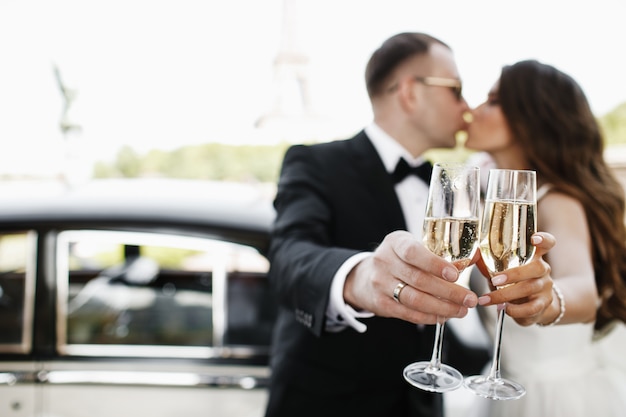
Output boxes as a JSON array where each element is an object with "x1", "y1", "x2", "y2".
[{"x1": 0, "y1": 179, "x2": 276, "y2": 417}]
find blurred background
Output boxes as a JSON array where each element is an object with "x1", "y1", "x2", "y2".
[
  {"x1": 2, "y1": 3, "x2": 625, "y2": 415},
  {"x1": 1, "y1": 0, "x2": 626, "y2": 186}
]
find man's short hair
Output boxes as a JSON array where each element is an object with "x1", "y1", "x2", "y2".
[{"x1": 365, "y1": 32, "x2": 449, "y2": 98}]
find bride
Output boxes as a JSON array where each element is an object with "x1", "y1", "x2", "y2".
[{"x1": 462, "y1": 59, "x2": 626, "y2": 417}]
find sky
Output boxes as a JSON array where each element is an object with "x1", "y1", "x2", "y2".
[{"x1": 1, "y1": 0, "x2": 626, "y2": 178}]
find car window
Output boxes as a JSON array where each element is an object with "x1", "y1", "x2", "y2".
[
  {"x1": 0, "y1": 231, "x2": 36, "y2": 354},
  {"x1": 56, "y1": 230, "x2": 272, "y2": 358}
]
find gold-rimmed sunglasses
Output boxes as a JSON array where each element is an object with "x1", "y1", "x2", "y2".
[{"x1": 388, "y1": 76, "x2": 463, "y2": 101}]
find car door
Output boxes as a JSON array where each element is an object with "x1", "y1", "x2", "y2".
[{"x1": 40, "y1": 229, "x2": 273, "y2": 417}]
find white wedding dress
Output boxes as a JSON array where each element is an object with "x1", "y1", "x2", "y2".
[
  {"x1": 465, "y1": 183, "x2": 626, "y2": 416},
  {"x1": 467, "y1": 273, "x2": 626, "y2": 417}
]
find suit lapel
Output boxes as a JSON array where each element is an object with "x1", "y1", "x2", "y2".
[{"x1": 348, "y1": 131, "x2": 407, "y2": 232}]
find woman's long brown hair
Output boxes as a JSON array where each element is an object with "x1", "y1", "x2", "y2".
[{"x1": 499, "y1": 60, "x2": 626, "y2": 331}]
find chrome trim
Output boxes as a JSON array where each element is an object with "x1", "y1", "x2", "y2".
[
  {"x1": 0, "y1": 344, "x2": 29, "y2": 354},
  {"x1": 0, "y1": 371, "x2": 37, "y2": 385},
  {"x1": 58, "y1": 343, "x2": 268, "y2": 359},
  {"x1": 56, "y1": 231, "x2": 70, "y2": 350},
  {"x1": 55, "y1": 230, "x2": 268, "y2": 359},
  {"x1": 38, "y1": 370, "x2": 269, "y2": 389},
  {"x1": 22, "y1": 231, "x2": 37, "y2": 352},
  {"x1": 0, "y1": 373, "x2": 17, "y2": 385},
  {"x1": 212, "y1": 257, "x2": 226, "y2": 348}
]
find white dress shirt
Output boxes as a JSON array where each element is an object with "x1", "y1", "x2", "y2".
[{"x1": 325, "y1": 122, "x2": 430, "y2": 333}]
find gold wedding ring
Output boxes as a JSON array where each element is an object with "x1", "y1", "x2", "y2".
[{"x1": 393, "y1": 281, "x2": 407, "y2": 303}]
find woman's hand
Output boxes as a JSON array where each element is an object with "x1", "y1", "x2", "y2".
[{"x1": 475, "y1": 232, "x2": 556, "y2": 326}]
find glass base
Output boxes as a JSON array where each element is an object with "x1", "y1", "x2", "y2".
[
  {"x1": 403, "y1": 361, "x2": 463, "y2": 393},
  {"x1": 463, "y1": 374, "x2": 526, "y2": 400}
]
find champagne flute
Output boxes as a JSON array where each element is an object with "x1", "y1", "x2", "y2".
[
  {"x1": 403, "y1": 162, "x2": 480, "y2": 393},
  {"x1": 464, "y1": 169, "x2": 536, "y2": 400}
]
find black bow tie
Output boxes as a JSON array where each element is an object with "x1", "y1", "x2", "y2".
[{"x1": 391, "y1": 158, "x2": 433, "y2": 184}]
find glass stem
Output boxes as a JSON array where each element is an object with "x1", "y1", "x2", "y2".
[
  {"x1": 429, "y1": 317, "x2": 445, "y2": 370},
  {"x1": 487, "y1": 303, "x2": 506, "y2": 381}
]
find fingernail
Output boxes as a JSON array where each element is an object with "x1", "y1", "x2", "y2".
[
  {"x1": 531, "y1": 235, "x2": 542, "y2": 245},
  {"x1": 478, "y1": 295, "x2": 491, "y2": 305},
  {"x1": 491, "y1": 275, "x2": 507, "y2": 286},
  {"x1": 443, "y1": 266, "x2": 458, "y2": 281},
  {"x1": 463, "y1": 294, "x2": 478, "y2": 308}
]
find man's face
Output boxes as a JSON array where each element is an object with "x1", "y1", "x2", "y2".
[{"x1": 409, "y1": 44, "x2": 469, "y2": 149}]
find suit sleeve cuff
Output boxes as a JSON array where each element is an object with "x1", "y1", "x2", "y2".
[{"x1": 325, "y1": 252, "x2": 374, "y2": 333}]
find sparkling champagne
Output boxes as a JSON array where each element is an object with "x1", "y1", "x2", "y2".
[
  {"x1": 480, "y1": 199, "x2": 536, "y2": 275},
  {"x1": 423, "y1": 216, "x2": 479, "y2": 271},
  {"x1": 464, "y1": 169, "x2": 536, "y2": 400},
  {"x1": 404, "y1": 163, "x2": 480, "y2": 393}
]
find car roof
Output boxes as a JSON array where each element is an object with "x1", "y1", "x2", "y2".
[{"x1": 0, "y1": 179, "x2": 276, "y2": 239}]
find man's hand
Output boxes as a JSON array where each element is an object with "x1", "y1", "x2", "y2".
[{"x1": 343, "y1": 230, "x2": 479, "y2": 325}]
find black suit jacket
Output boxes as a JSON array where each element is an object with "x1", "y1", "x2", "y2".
[{"x1": 264, "y1": 131, "x2": 442, "y2": 417}]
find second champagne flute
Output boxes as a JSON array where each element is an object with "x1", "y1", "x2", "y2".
[
  {"x1": 403, "y1": 162, "x2": 480, "y2": 393},
  {"x1": 464, "y1": 168, "x2": 537, "y2": 400}
]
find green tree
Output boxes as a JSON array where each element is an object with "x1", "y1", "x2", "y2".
[
  {"x1": 92, "y1": 101, "x2": 626, "y2": 183},
  {"x1": 599, "y1": 102, "x2": 626, "y2": 146},
  {"x1": 94, "y1": 142, "x2": 290, "y2": 183}
]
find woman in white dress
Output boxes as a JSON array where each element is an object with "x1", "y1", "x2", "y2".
[{"x1": 463, "y1": 60, "x2": 626, "y2": 417}]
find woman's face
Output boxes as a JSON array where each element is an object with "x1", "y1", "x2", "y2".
[{"x1": 464, "y1": 81, "x2": 514, "y2": 153}]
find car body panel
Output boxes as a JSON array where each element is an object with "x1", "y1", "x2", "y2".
[{"x1": 0, "y1": 179, "x2": 276, "y2": 417}]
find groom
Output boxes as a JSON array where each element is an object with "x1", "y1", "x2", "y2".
[{"x1": 264, "y1": 32, "x2": 556, "y2": 417}]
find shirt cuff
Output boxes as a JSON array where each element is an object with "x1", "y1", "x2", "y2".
[{"x1": 325, "y1": 252, "x2": 375, "y2": 333}]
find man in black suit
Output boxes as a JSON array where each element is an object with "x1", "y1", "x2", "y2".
[{"x1": 264, "y1": 32, "x2": 556, "y2": 417}]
